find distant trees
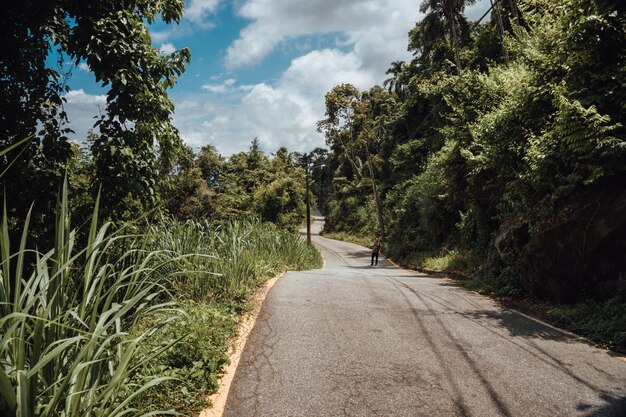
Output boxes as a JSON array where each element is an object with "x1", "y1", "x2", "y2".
[
  {"x1": 418, "y1": 0, "x2": 477, "y2": 72},
  {"x1": 160, "y1": 140, "x2": 308, "y2": 231},
  {"x1": 318, "y1": 84, "x2": 396, "y2": 240}
]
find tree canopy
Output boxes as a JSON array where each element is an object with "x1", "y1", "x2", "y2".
[
  {"x1": 318, "y1": 0, "x2": 626, "y2": 301},
  {"x1": 1, "y1": 0, "x2": 190, "y2": 237}
]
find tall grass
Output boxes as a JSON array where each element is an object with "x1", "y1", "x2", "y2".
[
  {"x1": 0, "y1": 181, "x2": 322, "y2": 415},
  {"x1": 130, "y1": 217, "x2": 323, "y2": 414},
  {"x1": 150, "y1": 217, "x2": 322, "y2": 301},
  {"x1": 0, "y1": 184, "x2": 179, "y2": 416}
]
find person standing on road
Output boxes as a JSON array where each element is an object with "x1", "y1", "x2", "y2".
[{"x1": 371, "y1": 237, "x2": 382, "y2": 266}]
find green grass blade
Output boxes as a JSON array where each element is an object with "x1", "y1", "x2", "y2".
[
  {"x1": 16, "y1": 370, "x2": 30, "y2": 417},
  {"x1": 0, "y1": 366, "x2": 16, "y2": 414},
  {"x1": 0, "y1": 135, "x2": 33, "y2": 158}
]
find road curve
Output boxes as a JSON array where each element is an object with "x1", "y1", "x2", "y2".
[{"x1": 223, "y1": 215, "x2": 626, "y2": 417}]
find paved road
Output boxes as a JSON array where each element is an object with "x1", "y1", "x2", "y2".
[{"x1": 224, "y1": 215, "x2": 626, "y2": 417}]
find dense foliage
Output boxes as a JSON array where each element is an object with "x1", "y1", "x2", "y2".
[
  {"x1": 318, "y1": 0, "x2": 626, "y2": 303},
  {"x1": 158, "y1": 139, "x2": 309, "y2": 231},
  {"x1": 0, "y1": 0, "x2": 189, "y2": 239}
]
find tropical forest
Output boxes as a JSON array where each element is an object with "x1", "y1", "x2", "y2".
[{"x1": 1, "y1": 0, "x2": 625, "y2": 415}]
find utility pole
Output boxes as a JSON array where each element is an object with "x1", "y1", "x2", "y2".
[
  {"x1": 306, "y1": 162, "x2": 311, "y2": 244},
  {"x1": 305, "y1": 160, "x2": 325, "y2": 244}
]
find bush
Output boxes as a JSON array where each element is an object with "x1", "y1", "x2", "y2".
[
  {"x1": 548, "y1": 294, "x2": 626, "y2": 352},
  {"x1": 0, "y1": 182, "x2": 323, "y2": 415},
  {"x1": 130, "y1": 301, "x2": 238, "y2": 414},
  {"x1": 150, "y1": 217, "x2": 323, "y2": 301}
]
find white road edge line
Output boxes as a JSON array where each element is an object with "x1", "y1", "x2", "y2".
[{"x1": 505, "y1": 307, "x2": 583, "y2": 340}]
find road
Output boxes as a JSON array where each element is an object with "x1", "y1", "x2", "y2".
[{"x1": 224, "y1": 215, "x2": 626, "y2": 417}]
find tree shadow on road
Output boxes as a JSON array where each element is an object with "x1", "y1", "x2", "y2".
[
  {"x1": 461, "y1": 309, "x2": 576, "y2": 342},
  {"x1": 341, "y1": 264, "x2": 398, "y2": 270},
  {"x1": 580, "y1": 394, "x2": 626, "y2": 417}
]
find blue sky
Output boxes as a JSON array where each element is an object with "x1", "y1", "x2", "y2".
[{"x1": 62, "y1": 0, "x2": 490, "y2": 156}]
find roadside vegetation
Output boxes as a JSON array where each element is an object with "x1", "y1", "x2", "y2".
[
  {"x1": 1, "y1": 131, "x2": 322, "y2": 415},
  {"x1": 313, "y1": 0, "x2": 626, "y2": 351},
  {"x1": 0, "y1": 185, "x2": 321, "y2": 415},
  {"x1": 320, "y1": 231, "x2": 373, "y2": 249},
  {"x1": 0, "y1": 1, "x2": 322, "y2": 413},
  {"x1": 130, "y1": 218, "x2": 321, "y2": 413}
]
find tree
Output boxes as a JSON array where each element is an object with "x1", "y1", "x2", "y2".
[
  {"x1": 419, "y1": 0, "x2": 477, "y2": 72},
  {"x1": 197, "y1": 145, "x2": 223, "y2": 186},
  {"x1": 1, "y1": 0, "x2": 190, "y2": 229},
  {"x1": 317, "y1": 84, "x2": 389, "y2": 241},
  {"x1": 383, "y1": 61, "x2": 407, "y2": 98}
]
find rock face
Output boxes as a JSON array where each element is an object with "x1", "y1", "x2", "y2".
[
  {"x1": 495, "y1": 219, "x2": 529, "y2": 261},
  {"x1": 497, "y1": 184, "x2": 626, "y2": 302}
]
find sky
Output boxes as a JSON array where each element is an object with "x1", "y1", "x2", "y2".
[{"x1": 62, "y1": 0, "x2": 490, "y2": 156}]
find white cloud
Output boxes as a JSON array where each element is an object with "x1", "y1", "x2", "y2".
[
  {"x1": 78, "y1": 62, "x2": 90, "y2": 72},
  {"x1": 185, "y1": 0, "x2": 221, "y2": 24},
  {"x1": 160, "y1": 0, "x2": 491, "y2": 156},
  {"x1": 281, "y1": 49, "x2": 375, "y2": 95},
  {"x1": 64, "y1": 89, "x2": 107, "y2": 105},
  {"x1": 201, "y1": 78, "x2": 237, "y2": 94},
  {"x1": 465, "y1": 1, "x2": 492, "y2": 21},
  {"x1": 159, "y1": 42, "x2": 177, "y2": 54},
  {"x1": 174, "y1": 46, "x2": 383, "y2": 155},
  {"x1": 202, "y1": 84, "x2": 228, "y2": 93},
  {"x1": 152, "y1": 0, "x2": 220, "y2": 43},
  {"x1": 152, "y1": 25, "x2": 196, "y2": 43},
  {"x1": 62, "y1": 90, "x2": 107, "y2": 141},
  {"x1": 177, "y1": 0, "x2": 425, "y2": 155},
  {"x1": 225, "y1": 0, "x2": 418, "y2": 69}
]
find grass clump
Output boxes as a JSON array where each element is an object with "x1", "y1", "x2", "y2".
[
  {"x1": 547, "y1": 294, "x2": 626, "y2": 352},
  {"x1": 0, "y1": 182, "x2": 322, "y2": 415},
  {"x1": 398, "y1": 248, "x2": 473, "y2": 273},
  {"x1": 151, "y1": 217, "x2": 323, "y2": 301},
  {"x1": 423, "y1": 249, "x2": 471, "y2": 271},
  {"x1": 132, "y1": 217, "x2": 322, "y2": 413},
  {"x1": 130, "y1": 300, "x2": 238, "y2": 414},
  {"x1": 0, "y1": 185, "x2": 179, "y2": 416}
]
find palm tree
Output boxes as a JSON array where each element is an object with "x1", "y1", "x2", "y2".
[
  {"x1": 419, "y1": 0, "x2": 477, "y2": 73},
  {"x1": 383, "y1": 61, "x2": 406, "y2": 98}
]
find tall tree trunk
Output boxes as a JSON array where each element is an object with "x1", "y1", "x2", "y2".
[
  {"x1": 508, "y1": 0, "x2": 519, "y2": 23},
  {"x1": 364, "y1": 141, "x2": 386, "y2": 242},
  {"x1": 444, "y1": 2, "x2": 462, "y2": 74},
  {"x1": 451, "y1": 20, "x2": 462, "y2": 73},
  {"x1": 491, "y1": 0, "x2": 510, "y2": 65}
]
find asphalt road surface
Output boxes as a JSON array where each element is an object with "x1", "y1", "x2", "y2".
[{"x1": 224, "y1": 215, "x2": 626, "y2": 417}]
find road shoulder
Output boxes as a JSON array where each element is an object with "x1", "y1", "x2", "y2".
[{"x1": 199, "y1": 273, "x2": 285, "y2": 417}]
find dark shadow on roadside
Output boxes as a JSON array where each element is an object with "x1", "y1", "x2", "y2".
[
  {"x1": 581, "y1": 395, "x2": 626, "y2": 417},
  {"x1": 341, "y1": 250, "x2": 371, "y2": 259},
  {"x1": 341, "y1": 264, "x2": 398, "y2": 270},
  {"x1": 436, "y1": 280, "x2": 470, "y2": 287},
  {"x1": 392, "y1": 278, "x2": 626, "y2": 417},
  {"x1": 410, "y1": 282, "x2": 624, "y2": 399},
  {"x1": 460, "y1": 309, "x2": 577, "y2": 342},
  {"x1": 392, "y1": 278, "x2": 512, "y2": 417}
]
